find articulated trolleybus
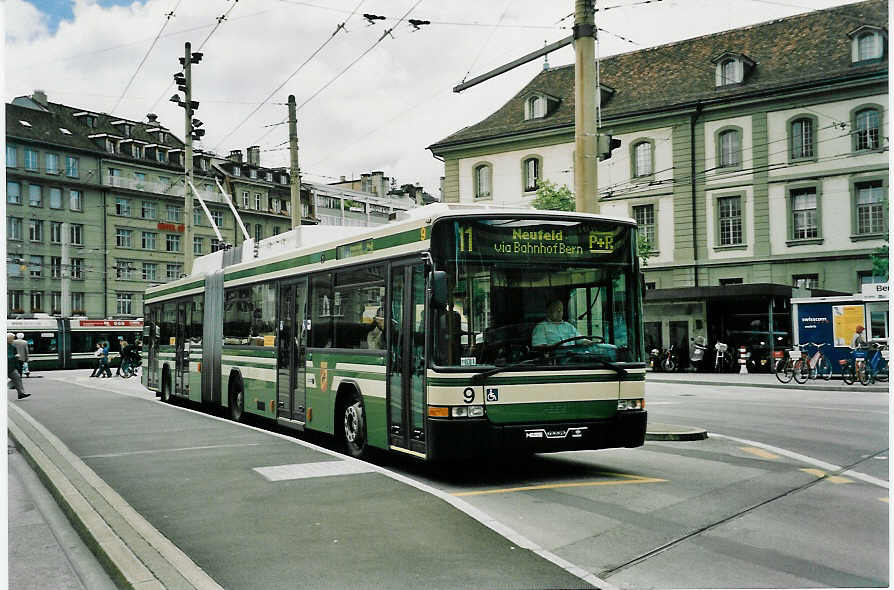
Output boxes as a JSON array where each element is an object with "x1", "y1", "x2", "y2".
[{"x1": 143, "y1": 204, "x2": 646, "y2": 460}]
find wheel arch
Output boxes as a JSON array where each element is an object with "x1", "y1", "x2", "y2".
[{"x1": 334, "y1": 380, "x2": 363, "y2": 440}]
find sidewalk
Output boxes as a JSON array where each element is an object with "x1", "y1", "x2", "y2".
[{"x1": 646, "y1": 369, "x2": 889, "y2": 393}]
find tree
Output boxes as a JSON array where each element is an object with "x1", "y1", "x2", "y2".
[
  {"x1": 531, "y1": 179, "x2": 574, "y2": 212},
  {"x1": 637, "y1": 233, "x2": 655, "y2": 267},
  {"x1": 870, "y1": 243, "x2": 888, "y2": 281}
]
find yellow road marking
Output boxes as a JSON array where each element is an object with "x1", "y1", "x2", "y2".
[
  {"x1": 741, "y1": 446, "x2": 780, "y2": 460},
  {"x1": 452, "y1": 473, "x2": 666, "y2": 497},
  {"x1": 800, "y1": 468, "x2": 852, "y2": 483}
]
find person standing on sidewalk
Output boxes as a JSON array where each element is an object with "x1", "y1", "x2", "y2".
[
  {"x1": 99, "y1": 341, "x2": 112, "y2": 378},
  {"x1": 13, "y1": 332, "x2": 30, "y2": 377},
  {"x1": 90, "y1": 342, "x2": 104, "y2": 377},
  {"x1": 7, "y1": 333, "x2": 29, "y2": 399}
]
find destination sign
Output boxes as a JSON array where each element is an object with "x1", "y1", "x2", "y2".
[{"x1": 451, "y1": 220, "x2": 629, "y2": 261}]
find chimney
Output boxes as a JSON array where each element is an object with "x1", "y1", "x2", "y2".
[
  {"x1": 339, "y1": 175, "x2": 346, "y2": 182},
  {"x1": 247, "y1": 145, "x2": 261, "y2": 166},
  {"x1": 32, "y1": 90, "x2": 48, "y2": 107},
  {"x1": 228, "y1": 149, "x2": 243, "y2": 163},
  {"x1": 146, "y1": 113, "x2": 158, "y2": 124}
]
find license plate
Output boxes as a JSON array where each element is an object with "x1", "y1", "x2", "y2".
[{"x1": 525, "y1": 427, "x2": 587, "y2": 440}]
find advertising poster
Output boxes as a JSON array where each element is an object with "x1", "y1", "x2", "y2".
[
  {"x1": 797, "y1": 303, "x2": 834, "y2": 347},
  {"x1": 832, "y1": 305, "x2": 866, "y2": 347}
]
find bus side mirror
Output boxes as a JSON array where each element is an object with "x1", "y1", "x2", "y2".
[{"x1": 431, "y1": 271, "x2": 448, "y2": 307}]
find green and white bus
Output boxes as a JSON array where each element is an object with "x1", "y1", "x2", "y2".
[{"x1": 143, "y1": 204, "x2": 647, "y2": 460}]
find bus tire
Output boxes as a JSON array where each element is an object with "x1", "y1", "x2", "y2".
[
  {"x1": 229, "y1": 377, "x2": 245, "y2": 422},
  {"x1": 341, "y1": 389, "x2": 368, "y2": 459}
]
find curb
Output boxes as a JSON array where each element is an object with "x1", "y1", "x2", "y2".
[
  {"x1": 647, "y1": 377, "x2": 888, "y2": 393},
  {"x1": 8, "y1": 402, "x2": 223, "y2": 590},
  {"x1": 645, "y1": 422, "x2": 708, "y2": 442}
]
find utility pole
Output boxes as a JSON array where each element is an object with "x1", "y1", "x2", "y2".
[
  {"x1": 171, "y1": 42, "x2": 204, "y2": 275},
  {"x1": 451, "y1": 1, "x2": 601, "y2": 213},
  {"x1": 573, "y1": 0, "x2": 598, "y2": 213},
  {"x1": 287, "y1": 95, "x2": 303, "y2": 231},
  {"x1": 61, "y1": 222, "x2": 71, "y2": 317}
]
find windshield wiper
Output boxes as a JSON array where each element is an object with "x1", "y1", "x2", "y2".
[{"x1": 471, "y1": 355, "x2": 547, "y2": 384}]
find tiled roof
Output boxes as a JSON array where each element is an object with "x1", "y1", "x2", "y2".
[{"x1": 430, "y1": 0, "x2": 887, "y2": 150}]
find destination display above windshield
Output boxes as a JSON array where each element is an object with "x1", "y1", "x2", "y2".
[{"x1": 449, "y1": 219, "x2": 630, "y2": 261}]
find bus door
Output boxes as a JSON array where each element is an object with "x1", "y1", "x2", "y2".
[
  {"x1": 387, "y1": 261, "x2": 427, "y2": 455},
  {"x1": 277, "y1": 278, "x2": 308, "y2": 425},
  {"x1": 145, "y1": 309, "x2": 158, "y2": 389},
  {"x1": 174, "y1": 301, "x2": 190, "y2": 395}
]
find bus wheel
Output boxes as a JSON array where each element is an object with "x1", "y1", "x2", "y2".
[
  {"x1": 229, "y1": 382, "x2": 244, "y2": 422},
  {"x1": 342, "y1": 391, "x2": 368, "y2": 459}
]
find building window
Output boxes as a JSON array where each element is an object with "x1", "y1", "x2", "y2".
[
  {"x1": 255, "y1": 193, "x2": 262, "y2": 210},
  {"x1": 46, "y1": 153, "x2": 59, "y2": 174},
  {"x1": 719, "y1": 278, "x2": 743, "y2": 286},
  {"x1": 141, "y1": 231, "x2": 157, "y2": 250},
  {"x1": 790, "y1": 118, "x2": 814, "y2": 160},
  {"x1": 8, "y1": 217, "x2": 22, "y2": 240},
  {"x1": 51, "y1": 257, "x2": 62, "y2": 279},
  {"x1": 28, "y1": 255, "x2": 42, "y2": 277},
  {"x1": 474, "y1": 163, "x2": 492, "y2": 199},
  {"x1": 165, "y1": 263, "x2": 182, "y2": 281},
  {"x1": 633, "y1": 141, "x2": 653, "y2": 177},
  {"x1": 51, "y1": 292, "x2": 62, "y2": 314},
  {"x1": 242, "y1": 191, "x2": 250, "y2": 208},
  {"x1": 49, "y1": 187, "x2": 63, "y2": 209},
  {"x1": 116, "y1": 228, "x2": 133, "y2": 248},
  {"x1": 271, "y1": 197, "x2": 280, "y2": 212},
  {"x1": 70, "y1": 224, "x2": 84, "y2": 246},
  {"x1": 859, "y1": 271, "x2": 886, "y2": 285},
  {"x1": 24, "y1": 149, "x2": 37, "y2": 171},
  {"x1": 142, "y1": 263, "x2": 158, "y2": 281},
  {"x1": 116, "y1": 260, "x2": 134, "y2": 280},
  {"x1": 855, "y1": 180, "x2": 886, "y2": 235},
  {"x1": 156, "y1": 149, "x2": 166, "y2": 163},
  {"x1": 211, "y1": 238, "x2": 222, "y2": 252},
  {"x1": 30, "y1": 291, "x2": 43, "y2": 312},
  {"x1": 793, "y1": 274, "x2": 819, "y2": 289},
  {"x1": 134, "y1": 172, "x2": 147, "y2": 188},
  {"x1": 166, "y1": 205, "x2": 182, "y2": 222},
  {"x1": 523, "y1": 157, "x2": 540, "y2": 192},
  {"x1": 166, "y1": 234, "x2": 181, "y2": 252},
  {"x1": 718, "y1": 129, "x2": 740, "y2": 168},
  {"x1": 116, "y1": 197, "x2": 131, "y2": 216},
  {"x1": 66, "y1": 189, "x2": 82, "y2": 211},
  {"x1": 526, "y1": 95, "x2": 544, "y2": 120},
  {"x1": 273, "y1": 225, "x2": 281, "y2": 236},
  {"x1": 193, "y1": 207, "x2": 203, "y2": 226},
  {"x1": 8, "y1": 291, "x2": 23, "y2": 314},
  {"x1": 211, "y1": 210, "x2": 223, "y2": 228},
  {"x1": 233, "y1": 166, "x2": 241, "y2": 177},
  {"x1": 254, "y1": 224, "x2": 263, "y2": 242},
  {"x1": 7, "y1": 145, "x2": 16, "y2": 167},
  {"x1": 7, "y1": 258, "x2": 22, "y2": 278},
  {"x1": 66, "y1": 156, "x2": 79, "y2": 178},
  {"x1": 116, "y1": 293, "x2": 134, "y2": 315},
  {"x1": 27, "y1": 184, "x2": 42, "y2": 207},
  {"x1": 70, "y1": 258, "x2": 83, "y2": 279},
  {"x1": 851, "y1": 29, "x2": 885, "y2": 63},
  {"x1": 791, "y1": 187, "x2": 818, "y2": 240},
  {"x1": 632, "y1": 204, "x2": 656, "y2": 249},
  {"x1": 141, "y1": 201, "x2": 156, "y2": 219},
  {"x1": 7, "y1": 181, "x2": 22, "y2": 204},
  {"x1": 50, "y1": 221, "x2": 62, "y2": 243},
  {"x1": 719, "y1": 59, "x2": 738, "y2": 85},
  {"x1": 193, "y1": 237, "x2": 203, "y2": 255},
  {"x1": 717, "y1": 195, "x2": 743, "y2": 246},
  {"x1": 71, "y1": 292, "x2": 84, "y2": 313},
  {"x1": 28, "y1": 219, "x2": 43, "y2": 242},
  {"x1": 853, "y1": 108, "x2": 881, "y2": 151}
]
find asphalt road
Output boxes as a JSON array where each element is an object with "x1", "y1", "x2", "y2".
[{"x1": 380, "y1": 380, "x2": 890, "y2": 588}]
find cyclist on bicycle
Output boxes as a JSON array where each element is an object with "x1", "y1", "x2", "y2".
[
  {"x1": 852, "y1": 325, "x2": 868, "y2": 348},
  {"x1": 120, "y1": 340, "x2": 141, "y2": 376}
]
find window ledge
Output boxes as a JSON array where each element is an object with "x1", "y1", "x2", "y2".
[
  {"x1": 786, "y1": 238, "x2": 824, "y2": 246},
  {"x1": 853, "y1": 147, "x2": 886, "y2": 155},
  {"x1": 788, "y1": 156, "x2": 817, "y2": 165},
  {"x1": 714, "y1": 244, "x2": 747, "y2": 251},
  {"x1": 851, "y1": 233, "x2": 888, "y2": 242}
]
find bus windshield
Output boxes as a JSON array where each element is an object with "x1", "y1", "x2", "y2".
[{"x1": 431, "y1": 217, "x2": 643, "y2": 368}]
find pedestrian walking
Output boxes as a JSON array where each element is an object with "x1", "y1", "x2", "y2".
[
  {"x1": 7, "y1": 333, "x2": 29, "y2": 399},
  {"x1": 13, "y1": 332, "x2": 30, "y2": 377},
  {"x1": 90, "y1": 342, "x2": 104, "y2": 377},
  {"x1": 100, "y1": 341, "x2": 112, "y2": 378}
]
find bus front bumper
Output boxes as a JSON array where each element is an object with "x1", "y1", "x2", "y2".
[{"x1": 426, "y1": 410, "x2": 647, "y2": 461}]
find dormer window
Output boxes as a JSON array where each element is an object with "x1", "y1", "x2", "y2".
[
  {"x1": 105, "y1": 138, "x2": 119, "y2": 154},
  {"x1": 849, "y1": 26, "x2": 886, "y2": 63},
  {"x1": 249, "y1": 168, "x2": 257, "y2": 179},
  {"x1": 523, "y1": 92, "x2": 559, "y2": 121},
  {"x1": 712, "y1": 52, "x2": 754, "y2": 87},
  {"x1": 233, "y1": 166, "x2": 241, "y2": 177}
]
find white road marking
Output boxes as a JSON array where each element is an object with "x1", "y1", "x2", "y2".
[
  {"x1": 82, "y1": 442, "x2": 266, "y2": 459},
  {"x1": 254, "y1": 461, "x2": 375, "y2": 481},
  {"x1": 711, "y1": 433, "x2": 889, "y2": 489}
]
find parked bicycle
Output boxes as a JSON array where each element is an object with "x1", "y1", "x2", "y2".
[
  {"x1": 792, "y1": 342, "x2": 832, "y2": 384},
  {"x1": 714, "y1": 342, "x2": 732, "y2": 373},
  {"x1": 119, "y1": 351, "x2": 142, "y2": 379},
  {"x1": 841, "y1": 342, "x2": 888, "y2": 386}
]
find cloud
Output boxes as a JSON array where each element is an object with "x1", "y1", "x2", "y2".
[{"x1": 5, "y1": 0, "x2": 53, "y2": 43}]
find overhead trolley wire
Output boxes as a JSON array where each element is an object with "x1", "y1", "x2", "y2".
[{"x1": 212, "y1": 0, "x2": 365, "y2": 152}]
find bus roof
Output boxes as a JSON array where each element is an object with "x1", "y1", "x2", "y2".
[{"x1": 147, "y1": 203, "x2": 638, "y2": 299}]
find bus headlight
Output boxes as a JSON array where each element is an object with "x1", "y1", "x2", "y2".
[
  {"x1": 451, "y1": 405, "x2": 485, "y2": 418},
  {"x1": 617, "y1": 399, "x2": 644, "y2": 411}
]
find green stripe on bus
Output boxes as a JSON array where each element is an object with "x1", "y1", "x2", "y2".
[
  {"x1": 427, "y1": 373, "x2": 643, "y2": 387},
  {"x1": 146, "y1": 279, "x2": 204, "y2": 301},
  {"x1": 486, "y1": 400, "x2": 617, "y2": 423},
  {"x1": 309, "y1": 353, "x2": 386, "y2": 366},
  {"x1": 223, "y1": 348, "x2": 277, "y2": 358}
]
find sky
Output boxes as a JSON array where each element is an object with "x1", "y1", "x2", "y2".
[{"x1": 4, "y1": 0, "x2": 872, "y2": 196}]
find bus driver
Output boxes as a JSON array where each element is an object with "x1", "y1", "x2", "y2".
[{"x1": 532, "y1": 299, "x2": 590, "y2": 347}]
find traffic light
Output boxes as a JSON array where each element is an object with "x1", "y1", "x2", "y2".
[{"x1": 598, "y1": 134, "x2": 622, "y2": 161}]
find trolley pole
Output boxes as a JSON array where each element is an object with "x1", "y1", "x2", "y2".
[
  {"x1": 573, "y1": 0, "x2": 599, "y2": 213},
  {"x1": 288, "y1": 95, "x2": 303, "y2": 231},
  {"x1": 183, "y1": 42, "x2": 195, "y2": 275}
]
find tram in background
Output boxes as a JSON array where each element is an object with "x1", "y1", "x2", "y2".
[
  {"x1": 6, "y1": 317, "x2": 143, "y2": 370},
  {"x1": 143, "y1": 203, "x2": 647, "y2": 460}
]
